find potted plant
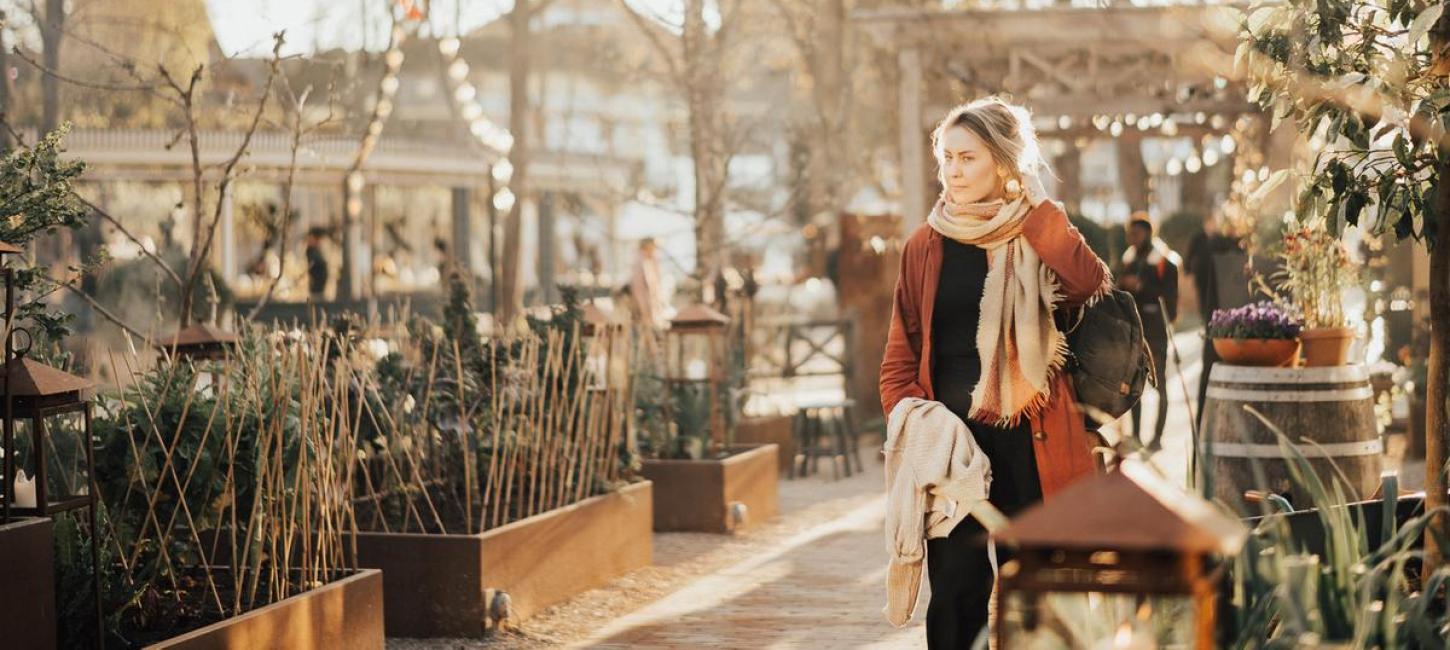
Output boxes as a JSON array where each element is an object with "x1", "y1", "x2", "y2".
[
  {"x1": 1208, "y1": 301, "x2": 1303, "y2": 367},
  {"x1": 1271, "y1": 223, "x2": 1359, "y2": 366}
]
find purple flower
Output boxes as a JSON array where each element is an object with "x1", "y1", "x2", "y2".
[{"x1": 1207, "y1": 301, "x2": 1301, "y2": 340}]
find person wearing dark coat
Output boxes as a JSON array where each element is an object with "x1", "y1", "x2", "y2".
[
  {"x1": 305, "y1": 227, "x2": 330, "y2": 301},
  {"x1": 1118, "y1": 214, "x2": 1180, "y2": 452}
]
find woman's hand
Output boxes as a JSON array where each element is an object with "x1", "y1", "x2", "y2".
[{"x1": 1021, "y1": 170, "x2": 1050, "y2": 208}]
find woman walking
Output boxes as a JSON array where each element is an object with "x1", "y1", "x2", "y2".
[{"x1": 879, "y1": 97, "x2": 1111, "y2": 647}]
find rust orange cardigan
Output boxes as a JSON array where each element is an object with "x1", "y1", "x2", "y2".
[{"x1": 878, "y1": 201, "x2": 1110, "y2": 498}]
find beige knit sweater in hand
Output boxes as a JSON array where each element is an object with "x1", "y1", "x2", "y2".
[{"x1": 882, "y1": 397, "x2": 993, "y2": 627}]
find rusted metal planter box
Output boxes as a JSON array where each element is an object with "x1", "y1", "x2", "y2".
[
  {"x1": 641, "y1": 443, "x2": 780, "y2": 533},
  {"x1": 0, "y1": 517, "x2": 56, "y2": 650},
  {"x1": 146, "y1": 569, "x2": 384, "y2": 650},
  {"x1": 351, "y1": 480, "x2": 653, "y2": 638},
  {"x1": 734, "y1": 416, "x2": 796, "y2": 476}
]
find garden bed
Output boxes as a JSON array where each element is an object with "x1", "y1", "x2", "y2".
[
  {"x1": 641, "y1": 443, "x2": 779, "y2": 533},
  {"x1": 0, "y1": 517, "x2": 56, "y2": 649},
  {"x1": 351, "y1": 480, "x2": 653, "y2": 638},
  {"x1": 734, "y1": 415, "x2": 796, "y2": 476},
  {"x1": 145, "y1": 569, "x2": 384, "y2": 650}
]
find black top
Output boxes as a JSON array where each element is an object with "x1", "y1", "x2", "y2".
[
  {"x1": 932, "y1": 237, "x2": 989, "y2": 372},
  {"x1": 306, "y1": 244, "x2": 328, "y2": 295}
]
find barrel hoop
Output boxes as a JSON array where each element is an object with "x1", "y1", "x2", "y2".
[
  {"x1": 1205, "y1": 386, "x2": 1374, "y2": 402},
  {"x1": 1207, "y1": 381, "x2": 1371, "y2": 393},
  {"x1": 1209, "y1": 364, "x2": 1369, "y2": 383},
  {"x1": 1202, "y1": 439, "x2": 1383, "y2": 459}
]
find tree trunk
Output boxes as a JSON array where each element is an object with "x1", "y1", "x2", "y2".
[
  {"x1": 1424, "y1": 15, "x2": 1450, "y2": 577},
  {"x1": 497, "y1": 0, "x2": 532, "y2": 328},
  {"x1": 1425, "y1": 157, "x2": 1450, "y2": 576},
  {"x1": 40, "y1": 0, "x2": 64, "y2": 133},
  {"x1": 0, "y1": 10, "x2": 10, "y2": 152},
  {"x1": 684, "y1": 0, "x2": 721, "y2": 297}
]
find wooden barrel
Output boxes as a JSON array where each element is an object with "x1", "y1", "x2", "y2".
[{"x1": 1201, "y1": 364, "x2": 1382, "y2": 511}]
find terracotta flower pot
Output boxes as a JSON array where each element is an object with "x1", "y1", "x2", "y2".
[
  {"x1": 1299, "y1": 326, "x2": 1356, "y2": 367},
  {"x1": 1212, "y1": 337, "x2": 1301, "y2": 367}
]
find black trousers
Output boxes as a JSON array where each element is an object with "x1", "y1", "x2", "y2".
[
  {"x1": 1130, "y1": 307, "x2": 1171, "y2": 449},
  {"x1": 925, "y1": 356, "x2": 1042, "y2": 649}
]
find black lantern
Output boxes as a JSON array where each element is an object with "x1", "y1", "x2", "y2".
[
  {"x1": 0, "y1": 356, "x2": 96, "y2": 518},
  {"x1": 0, "y1": 242, "x2": 104, "y2": 645},
  {"x1": 994, "y1": 460, "x2": 1247, "y2": 649},
  {"x1": 666, "y1": 304, "x2": 731, "y2": 447}
]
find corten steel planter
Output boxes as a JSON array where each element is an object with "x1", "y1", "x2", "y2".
[
  {"x1": 641, "y1": 443, "x2": 780, "y2": 533},
  {"x1": 145, "y1": 569, "x2": 384, "y2": 650},
  {"x1": 0, "y1": 517, "x2": 56, "y2": 650},
  {"x1": 351, "y1": 480, "x2": 653, "y2": 638},
  {"x1": 733, "y1": 415, "x2": 795, "y2": 476}
]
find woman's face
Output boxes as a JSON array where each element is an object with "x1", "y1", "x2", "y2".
[{"x1": 938, "y1": 125, "x2": 1004, "y2": 205}]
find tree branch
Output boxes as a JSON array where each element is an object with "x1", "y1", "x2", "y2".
[
  {"x1": 616, "y1": 0, "x2": 685, "y2": 88},
  {"x1": 55, "y1": 278, "x2": 146, "y2": 339},
  {"x1": 79, "y1": 196, "x2": 185, "y2": 289}
]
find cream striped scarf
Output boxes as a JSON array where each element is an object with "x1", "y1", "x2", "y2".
[{"x1": 927, "y1": 196, "x2": 1067, "y2": 426}]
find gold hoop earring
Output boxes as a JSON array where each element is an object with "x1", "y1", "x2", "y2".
[{"x1": 1004, "y1": 178, "x2": 1023, "y2": 197}]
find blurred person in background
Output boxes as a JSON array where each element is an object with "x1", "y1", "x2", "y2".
[
  {"x1": 629, "y1": 237, "x2": 667, "y2": 330},
  {"x1": 1118, "y1": 213, "x2": 1179, "y2": 452},
  {"x1": 305, "y1": 226, "x2": 330, "y2": 301}
]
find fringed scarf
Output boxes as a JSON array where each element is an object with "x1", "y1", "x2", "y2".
[{"x1": 927, "y1": 195, "x2": 1068, "y2": 427}]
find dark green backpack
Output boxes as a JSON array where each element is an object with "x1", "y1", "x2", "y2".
[{"x1": 1062, "y1": 290, "x2": 1153, "y2": 427}]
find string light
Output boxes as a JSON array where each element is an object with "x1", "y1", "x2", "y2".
[
  {"x1": 1185, "y1": 154, "x2": 1202, "y2": 173},
  {"x1": 1110, "y1": 121, "x2": 1124, "y2": 137}
]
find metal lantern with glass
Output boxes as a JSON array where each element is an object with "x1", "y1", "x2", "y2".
[
  {"x1": 665, "y1": 304, "x2": 731, "y2": 455},
  {"x1": 0, "y1": 242, "x2": 104, "y2": 642},
  {"x1": 994, "y1": 460, "x2": 1247, "y2": 649}
]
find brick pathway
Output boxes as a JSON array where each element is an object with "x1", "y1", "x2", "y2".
[
  {"x1": 577, "y1": 473, "x2": 927, "y2": 649},
  {"x1": 569, "y1": 334, "x2": 1205, "y2": 649}
]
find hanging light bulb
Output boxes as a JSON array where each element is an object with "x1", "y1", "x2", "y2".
[
  {"x1": 347, "y1": 171, "x2": 366, "y2": 193},
  {"x1": 1203, "y1": 148, "x2": 1220, "y2": 166},
  {"x1": 380, "y1": 75, "x2": 400, "y2": 96},
  {"x1": 385, "y1": 48, "x2": 405, "y2": 69},
  {"x1": 1186, "y1": 154, "x2": 1202, "y2": 173},
  {"x1": 1221, "y1": 134, "x2": 1237, "y2": 153},
  {"x1": 1150, "y1": 113, "x2": 1164, "y2": 127},
  {"x1": 375, "y1": 98, "x2": 393, "y2": 118},
  {"x1": 1166, "y1": 158, "x2": 1183, "y2": 176},
  {"x1": 448, "y1": 59, "x2": 470, "y2": 81},
  {"x1": 1194, "y1": 112, "x2": 1207, "y2": 124},
  {"x1": 493, "y1": 187, "x2": 516, "y2": 212},
  {"x1": 1110, "y1": 121, "x2": 1124, "y2": 137},
  {"x1": 454, "y1": 83, "x2": 477, "y2": 103},
  {"x1": 461, "y1": 103, "x2": 483, "y2": 121},
  {"x1": 439, "y1": 37, "x2": 461, "y2": 58},
  {"x1": 1161, "y1": 118, "x2": 1179, "y2": 137},
  {"x1": 1093, "y1": 114, "x2": 1111, "y2": 130},
  {"x1": 1210, "y1": 114, "x2": 1227, "y2": 130},
  {"x1": 1058, "y1": 115, "x2": 1072, "y2": 130},
  {"x1": 1137, "y1": 116, "x2": 1151, "y2": 131},
  {"x1": 492, "y1": 159, "x2": 514, "y2": 183}
]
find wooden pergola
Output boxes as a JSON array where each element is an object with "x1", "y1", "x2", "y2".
[{"x1": 855, "y1": 2, "x2": 1274, "y2": 229}]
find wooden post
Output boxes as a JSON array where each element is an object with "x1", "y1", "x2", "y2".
[{"x1": 898, "y1": 47, "x2": 926, "y2": 232}]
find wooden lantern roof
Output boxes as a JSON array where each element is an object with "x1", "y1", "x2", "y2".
[
  {"x1": 0, "y1": 357, "x2": 94, "y2": 411},
  {"x1": 157, "y1": 324, "x2": 241, "y2": 359},
  {"x1": 669, "y1": 304, "x2": 730, "y2": 332},
  {"x1": 996, "y1": 460, "x2": 1247, "y2": 556},
  {"x1": 581, "y1": 302, "x2": 616, "y2": 335}
]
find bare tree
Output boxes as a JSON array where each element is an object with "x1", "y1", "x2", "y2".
[
  {"x1": 619, "y1": 0, "x2": 745, "y2": 301},
  {"x1": 769, "y1": 0, "x2": 860, "y2": 223},
  {"x1": 16, "y1": 31, "x2": 289, "y2": 329}
]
